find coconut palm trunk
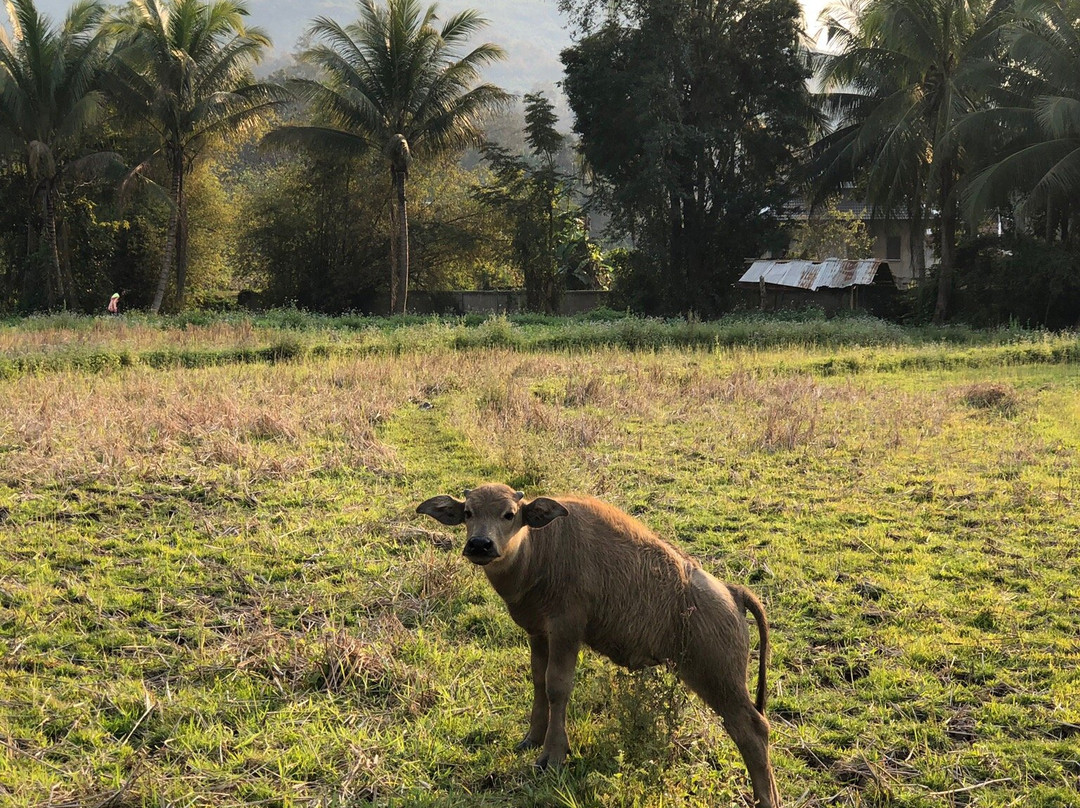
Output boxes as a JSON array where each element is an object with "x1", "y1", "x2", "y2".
[
  {"x1": 175, "y1": 183, "x2": 190, "y2": 311},
  {"x1": 40, "y1": 185, "x2": 79, "y2": 309},
  {"x1": 151, "y1": 155, "x2": 184, "y2": 314},
  {"x1": 908, "y1": 205, "x2": 926, "y2": 285},
  {"x1": 392, "y1": 166, "x2": 409, "y2": 314},
  {"x1": 933, "y1": 163, "x2": 957, "y2": 325},
  {"x1": 42, "y1": 190, "x2": 65, "y2": 309},
  {"x1": 387, "y1": 133, "x2": 412, "y2": 314}
]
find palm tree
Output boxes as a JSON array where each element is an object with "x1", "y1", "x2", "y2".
[
  {"x1": 264, "y1": 0, "x2": 510, "y2": 314},
  {"x1": 108, "y1": 0, "x2": 285, "y2": 313},
  {"x1": 812, "y1": 0, "x2": 1007, "y2": 322},
  {"x1": 0, "y1": 0, "x2": 111, "y2": 309},
  {"x1": 960, "y1": 0, "x2": 1080, "y2": 240}
]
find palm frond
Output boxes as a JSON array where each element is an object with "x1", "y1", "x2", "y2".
[
  {"x1": 55, "y1": 89, "x2": 105, "y2": 142},
  {"x1": 1034, "y1": 93, "x2": 1080, "y2": 136},
  {"x1": 962, "y1": 137, "x2": 1076, "y2": 215},
  {"x1": 260, "y1": 123, "x2": 372, "y2": 158},
  {"x1": 295, "y1": 0, "x2": 507, "y2": 158},
  {"x1": 439, "y1": 8, "x2": 491, "y2": 45},
  {"x1": 411, "y1": 82, "x2": 511, "y2": 156}
]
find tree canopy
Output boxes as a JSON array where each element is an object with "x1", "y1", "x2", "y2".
[
  {"x1": 263, "y1": 0, "x2": 510, "y2": 313},
  {"x1": 0, "y1": 0, "x2": 1077, "y2": 325},
  {"x1": 561, "y1": 0, "x2": 814, "y2": 315}
]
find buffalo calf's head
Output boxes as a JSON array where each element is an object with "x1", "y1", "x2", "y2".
[{"x1": 417, "y1": 483, "x2": 569, "y2": 566}]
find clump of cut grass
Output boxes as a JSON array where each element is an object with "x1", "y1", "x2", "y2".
[
  {"x1": 757, "y1": 376, "x2": 822, "y2": 452},
  {"x1": 308, "y1": 626, "x2": 434, "y2": 714},
  {"x1": 961, "y1": 381, "x2": 1021, "y2": 416}
]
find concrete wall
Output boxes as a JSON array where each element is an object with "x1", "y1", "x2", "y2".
[
  {"x1": 369, "y1": 290, "x2": 611, "y2": 315},
  {"x1": 866, "y1": 221, "x2": 935, "y2": 289}
]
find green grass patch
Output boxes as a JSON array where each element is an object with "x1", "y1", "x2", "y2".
[{"x1": 0, "y1": 316, "x2": 1078, "y2": 806}]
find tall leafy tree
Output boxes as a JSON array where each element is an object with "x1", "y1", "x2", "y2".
[
  {"x1": 108, "y1": 0, "x2": 284, "y2": 313},
  {"x1": 264, "y1": 0, "x2": 510, "y2": 313},
  {"x1": 811, "y1": 0, "x2": 1007, "y2": 322},
  {"x1": 476, "y1": 93, "x2": 576, "y2": 312},
  {"x1": 560, "y1": 0, "x2": 813, "y2": 315},
  {"x1": 0, "y1": 0, "x2": 111, "y2": 309},
  {"x1": 960, "y1": 0, "x2": 1080, "y2": 241}
]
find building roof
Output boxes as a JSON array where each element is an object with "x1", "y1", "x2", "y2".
[
  {"x1": 781, "y1": 195, "x2": 911, "y2": 222},
  {"x1": 738, "y1": 259, "x2": 896, "y2": 290}
]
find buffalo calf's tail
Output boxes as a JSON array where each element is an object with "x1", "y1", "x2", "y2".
[{"x1": 730, "y1": 584, "x2": 770, "y2": 715}]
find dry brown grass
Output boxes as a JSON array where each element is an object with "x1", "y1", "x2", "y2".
[
  {"x1": 437, "y1": 352, "x2": 945, "y2": 495},
  {"x1": 0, "y1": 319, "x2": 270, "y2": 356},
  {"x1": 0, "y1": 357, "x2": 428, "y2": 492}
]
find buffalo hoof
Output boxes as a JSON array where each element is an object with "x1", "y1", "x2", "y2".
[
  {"x1": 533, "y1": 750, "x2": 568, "y2": 770},
  {"x1": 515, "y1": 737, "x2": 541, "y2": 752}
]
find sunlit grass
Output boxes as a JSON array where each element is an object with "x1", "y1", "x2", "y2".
[{"x1": 1, "y1": 316, "x2": 1077, "y2": 807}]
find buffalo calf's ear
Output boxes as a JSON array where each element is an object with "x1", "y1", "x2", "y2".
[
  {"x1": 417, "y1": 495, "x2": 466, "y2": 526},
  {"x1": 522, "y1": 497, "x2": 569, "y2": 528}
]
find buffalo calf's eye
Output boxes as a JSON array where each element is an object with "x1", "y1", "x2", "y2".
[{"x1": 503, "y1": 512, "x2": 514, "y2": 521}]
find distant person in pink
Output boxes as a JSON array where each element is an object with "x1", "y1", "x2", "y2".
[{"x1": 107, "y1": 292, "x2": 120, "y2": 314}]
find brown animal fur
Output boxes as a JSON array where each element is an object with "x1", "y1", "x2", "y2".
[{"x1": 417, "y1": 483, "x2": 780, "y2": 808}]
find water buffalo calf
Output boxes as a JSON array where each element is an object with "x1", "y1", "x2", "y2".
[{"x1": 417, "y1": 483, "x2": 780, "y2": 808}]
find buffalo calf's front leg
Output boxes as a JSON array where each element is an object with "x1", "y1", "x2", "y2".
[
  {"x1": 536, "y1": 633, "x2": 580, "y2": 769},
  {"x1": 517, "y1": 633, "x2": 549, "y2": 751}
]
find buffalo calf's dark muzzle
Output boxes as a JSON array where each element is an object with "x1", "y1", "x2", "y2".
[{"x1": 464, "y1": 536, "x2": 497, "y2": 561}]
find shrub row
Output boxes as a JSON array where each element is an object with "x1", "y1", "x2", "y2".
[{"x1": 1, "y1": 313, "x2": 1076, "y2": 379}]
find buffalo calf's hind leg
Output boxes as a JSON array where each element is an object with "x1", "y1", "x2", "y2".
[
  {"x1": 717, "y1": 697, "x2": 780, "y2": 808},
  {"x1": 683, "y1": 669, "x2": 779, "y2": 808}
]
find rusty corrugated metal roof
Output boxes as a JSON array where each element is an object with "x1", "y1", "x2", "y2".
[{"x1": 738, "y1": 259, "x2": 894, "y2": 290}]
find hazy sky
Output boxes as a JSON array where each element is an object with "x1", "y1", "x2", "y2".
[
  {"x1": 804, "y1": 0, "x2": 830, "y2": 39},
  {"x1": 804, "y1": 0, "x2": 829, "y2": 23}
]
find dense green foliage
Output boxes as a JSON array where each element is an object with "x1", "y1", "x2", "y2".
[
  {"x1": 811, "y1": 0, "x2": 1080, "y2": 324},
  {"x1": 0, "y1": 0, "x2": 1078, "y2": 324},
  {"x1": 475, "y1": 93, "x2": 606, "y2": 314},
  {"x1": 1, "y1": 317, "x2": 1079, "y2": 806},
  {"x1": 953, "y1": 235, "x2": 1080, "y2": 328},
  {"x1": 232, "y1": 153, "x2": 515, "y2": 311},
  {"x1": 788, "y1": 197, "x2": 875, "y2": 261},
  {"x1": 560, "y1": 0, "x2": 813, "y2": 316}
]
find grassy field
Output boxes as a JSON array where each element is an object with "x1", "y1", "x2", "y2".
[{"x1": 1, "y1": 314, "x2": 1078, "y2": 807}]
